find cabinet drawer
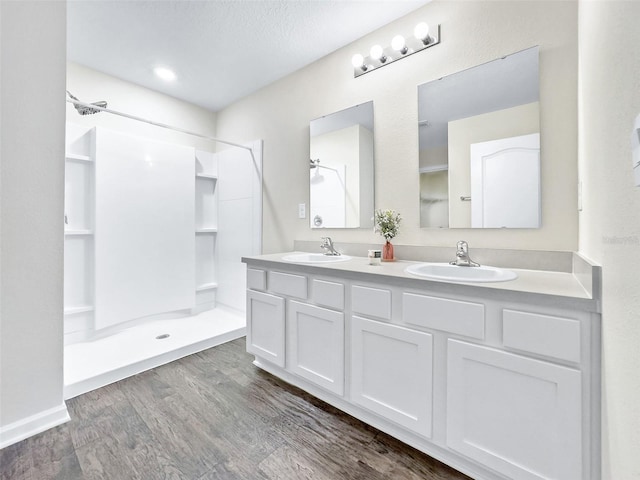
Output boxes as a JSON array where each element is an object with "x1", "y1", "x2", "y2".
[
  {"x1": 312, "y1": 279, "x2": 344, "y2": 310},
  {"x1": 269, "y1": 271, "x2": 307, "y2": 299},
  {"x1": 403, "y1": 293, "x2": 484, "y2": 339},
  {"x1": 247, "y1": 268, "x2": 266, "y2": 290},
  {"x1": 352, "y1": 285, "x2": 391, "y2": 320},
  {"x1": 503, "y1": 309, "x2": 581, "y2": 363}
]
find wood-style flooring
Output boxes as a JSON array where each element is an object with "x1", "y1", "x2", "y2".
[{"x1": 0, "y1": 338, "x2": 470, "y2": 480}]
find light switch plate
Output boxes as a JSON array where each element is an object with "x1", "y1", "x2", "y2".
[{"x1": 298, "y1": 203, "x2": 306, "y2": 219}]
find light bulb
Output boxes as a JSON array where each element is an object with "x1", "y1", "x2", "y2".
[
  {"x1": 153, "y1": 66, "x2": 176, "y2": 81},
  {"x1": 351, "y1": 53, "x2": 365, "y2": 69},
  {"x1": 391, "y1": 35, "x2": 407, "y2": 54},
  {"x1": 370, "y1": 44, "x2": 386, "y2": 62},
  {"x1": 414, "y1": 22, "x2": 430, "y2": 44}
]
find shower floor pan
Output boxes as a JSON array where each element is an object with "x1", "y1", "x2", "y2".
[{"x1": 64, "y1": 306, "x2": 245, "y2": 399}]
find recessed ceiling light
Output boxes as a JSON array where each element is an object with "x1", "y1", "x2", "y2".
[{"x1": 153, "y1": 66, "x2": 176, "y2": 82}]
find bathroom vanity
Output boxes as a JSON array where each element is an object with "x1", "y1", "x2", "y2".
[{"x1": 241, "y1": 252, "x2": 601, "y2": 480}]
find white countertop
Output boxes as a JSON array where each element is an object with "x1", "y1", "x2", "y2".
[{"x1": 242, "y1": 252, "x2": 600, "y2": 312}]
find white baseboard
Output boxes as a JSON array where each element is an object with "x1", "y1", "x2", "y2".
[{"x1": 0, "y1": 402, "x2": 70, "y2": 449}]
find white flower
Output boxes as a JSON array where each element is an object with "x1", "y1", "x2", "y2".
[{"x1": 374, "y1": 209, "x2": 402, "y2": 241}]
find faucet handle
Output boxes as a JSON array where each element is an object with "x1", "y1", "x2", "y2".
[
  {"x1": 456, "y1": 240, "x2": 468, "y2": 252},
  {"x1": 451, "y1": 240, "x2": 479, "y2": 267},
  {"x1": 320, "y1": 237, "x2": 340, "y2": 255}
]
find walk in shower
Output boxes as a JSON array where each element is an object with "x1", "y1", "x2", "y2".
[{"x1": 63, "y1": 95, "x2": 262, "y2": 398}]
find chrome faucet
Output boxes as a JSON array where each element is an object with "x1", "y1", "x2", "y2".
[
  {"x1": 450, "y1": 240, "x2": 480, "y2": 267},
  {"x1": 320, "y1": 237, "x2": 341, "y2": 256}
]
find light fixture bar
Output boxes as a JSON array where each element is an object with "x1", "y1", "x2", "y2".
[{"x1": 352, "y1": 24, "x2": 441, "y2": 78}]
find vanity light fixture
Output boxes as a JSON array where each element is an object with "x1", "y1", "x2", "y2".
[
  {"x1": 391, "y1": 35, "x2": 408, "y2": 55},
  {"x1": 351, "y1": 53, "x2": 367, "y2": 72},
  {"x1": 414, "y1": 22, "x2": 431, "y2": 45},
  {"x1": 370, "y1": 44, "x2": 387, "y2": 63},
  {"x1": 351, "y1": 23, "x2": 440, "y2": 78}
]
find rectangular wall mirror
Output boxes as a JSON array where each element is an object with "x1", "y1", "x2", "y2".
[
  {"x1": 418, "y1": 46, "x2": 540, "y2": 229},
  {"x1": 309, "y1": 101, "x2": 374, "y2": 229}
]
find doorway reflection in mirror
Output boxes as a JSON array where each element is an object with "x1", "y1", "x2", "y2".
[{"x1": 418, "y1": 46, "x2": 540, "y2": 229}]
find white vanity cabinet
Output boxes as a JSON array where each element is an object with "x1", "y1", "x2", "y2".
[
  {"x1": 288, "y1": 301, "x2": 345, "y2": 395},
  {"x1": 247, "y1": 268, "x2": 347, "y2": 396},
  {"x1": 243, "y1": 258, "x2": 600, "y2": 480},
  {"x1": 246, "y1": 290, "x2": 285, "y2": 367},
  {"x1": 447, "y1": 339, "x2": 583, "y2": 480},
  {"x1": 351, "y1": 315, "x2": 433, "y2": 438}
]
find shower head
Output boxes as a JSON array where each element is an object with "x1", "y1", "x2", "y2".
[
  {"x1": 66, "y1": 90, "x2": 107, "y2": 115},
  {"x1": 310, "y1": 167, "x2": 324, "y2": 184}
]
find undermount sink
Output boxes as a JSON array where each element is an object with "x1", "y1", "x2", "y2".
[
  {"x1": 282, "y1": 253, "x2": 352, "y2": 264},
  {"x1": 405, "y1": 262, "x2": 517, "y2": 283}
]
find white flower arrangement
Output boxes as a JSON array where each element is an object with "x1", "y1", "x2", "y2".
[{"x1": 374, "y1": 209, "x2": 402, "y2": 242}]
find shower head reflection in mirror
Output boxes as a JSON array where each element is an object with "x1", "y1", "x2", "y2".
[
  {"x1": 418, "y1": 46, "x2": 541, "y2": 229},
  {"x1": 309, "y1": 101, "x2": 374, "y2": 229},
  {"x1": 310, "y1": 159, "x2": 343, "y2": 184},
  {"x1": 309, "y1": 162, "x2": 347, "y2": 227}
]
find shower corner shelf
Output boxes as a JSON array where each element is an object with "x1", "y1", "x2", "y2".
[
  {"x1": 196, "y1": 228, "x2": 218, "y2": 234},
  {"x1": 65, "y1": 153, "x2": 93, "y2": 163},
  {"x1": 196, "y1": 282, "x2": 218, "y2": 292},
  {"x1": 65, "y1": 229, "x2": 94, "y2": 236},
  {"x1": 64, "y1": 305, "x2": 94, "y2": 316},
  {"x1": 196, "y1": 173, "x2": 218, "y2": 180}
]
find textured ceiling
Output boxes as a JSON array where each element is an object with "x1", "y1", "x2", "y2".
[{"x1": 68, "y1": 0, "x2": 430, "y2": 112}]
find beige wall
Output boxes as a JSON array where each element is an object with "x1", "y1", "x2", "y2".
[
  {"x1": 578, "y1": 1, "x2": 640, "y2": 478},
  {"x1": 67, "y1": 63, "x2": 217, "y2": 151},
  {"x1": 0, "y1": 0, "x2": 67, "y2": 432},
  {"x1": 216, "y1": 0, "x2": 578, "y2": 253},
  {"x1": 448, "y1": 102, "x2": 540, "y2": 227}
]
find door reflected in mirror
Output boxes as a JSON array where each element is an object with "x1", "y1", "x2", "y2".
[
  {"x1": 310, "y1": 101, "x2": 374, "y2": 229},
  {"x1": 418, "y1": 46, "x2": 540, "y2": 228}
]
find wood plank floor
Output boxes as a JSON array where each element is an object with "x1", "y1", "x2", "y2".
[{"x1": 1, "y1": 338, "x2": 471, "y2": 480}]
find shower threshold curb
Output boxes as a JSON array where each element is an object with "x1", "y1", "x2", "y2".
[{"x1": 64, "y1": 326, "x2": 245, "y2": 399}]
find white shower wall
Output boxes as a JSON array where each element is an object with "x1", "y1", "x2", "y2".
[
  {"x1": 216, "y1": 140, "x2": 263, "y2": 311},
  {"x1": 94, "y1": 128, "x2": 196, "y2": 329},
  {"x1": 64, "y1": 123, "x2": 262, "y2": 342}
]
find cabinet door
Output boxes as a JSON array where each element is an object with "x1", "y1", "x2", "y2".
[
  {"x1": 246, "y1": 290, "x2": 285, "y2": 367},
  {"x1": 351, "y1": 316, "x2": 433, "y2": 438},
  {"x1": 446, "y1": 339, "x2": 582, "y2": 480},
  {"x1": 288, "y1": 301, "x2": 344, "y2": 395}
]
